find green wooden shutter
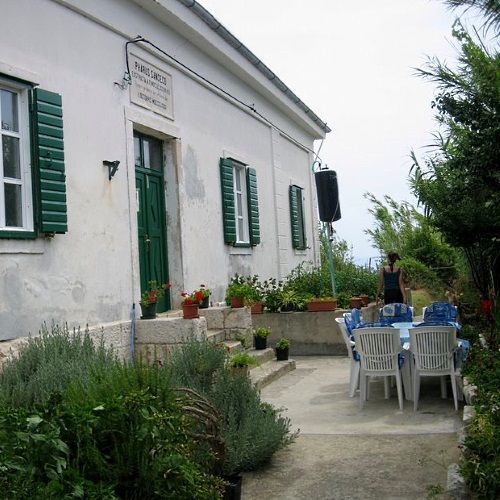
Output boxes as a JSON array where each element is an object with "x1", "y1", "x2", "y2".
[
  {"x1": 246, "y1": 167, "x2": 260, "y2": 245},
  {"x1": 289, "y1": 185, "x2": 305, "y2": 250},
  {"x1": 220, "y1": 158, "x2": 236, "y2": 244},
  {"x1": 32, "y1": 88, "x2": 67, "y2": 233}
]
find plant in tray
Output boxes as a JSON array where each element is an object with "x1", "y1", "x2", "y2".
[
  {"x1": 275, "y1": 338, "x2": 290, "y2": 361},
  {"x1": 254, "y1": 327, "x2": 272, "y2": 350},
  {"x1": 275, "y1": 338, "x2": 291, "y2": 350},
  {"x1": 230, "y1": 351, "x2": 258, "y2": 368},
  {"x1": 254, "y1": 327, "x2": 272, "y2": 338}
]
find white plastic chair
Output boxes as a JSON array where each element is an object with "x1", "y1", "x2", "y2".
[
  {"x1": 352, "y1": 327, "x2": 404, "y2": 410},
  {"x1": 335, "y1": 317, "x2": 360, "y2": 397},
  {"x1": 409, "y1": 326, "x2": 459, "y2": 411}
]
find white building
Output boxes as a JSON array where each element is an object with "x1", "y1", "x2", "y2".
[{"x1": 0, "y1": 0, "x2": 330, "y2": 339}]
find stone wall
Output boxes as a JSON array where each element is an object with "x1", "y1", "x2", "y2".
[
  {"x1": 251, "y1": 303, "x2": 379, "y2": 356},
  {"x1": 0, "y1": 304, "x2": 378, "y2": 367}
]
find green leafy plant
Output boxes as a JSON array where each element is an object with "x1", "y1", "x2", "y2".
[
  {"x1": 230, "y1": 351, "x2": 258, "y2": 368},
  {"x1": 275, "y1": 338, "x2": 291, "y2": 350},
  {"x1": 196, "y1": 283, "x2": 212, "y2": 298},
  {"x1": 140, "y1": 279, "x2": 171, "y2": 306},
  {"x1": 261, "y1": 277, "x2": 285, "y2": 312},
  {"x1": 165, "y1": 338, "x2": 297, "y2": 475},
  {"x1": 225, "y1": 274, "x2": 254, "y2": 301},
  {"x1": 0, "y1": 327, "x2": 226, "y2": 498},
  {"x1": 277, "y1": 289, "x2": 304, "y2": 312},
  {"x1": 254, "y1": 327, "x2": 272, "y2": 338}
]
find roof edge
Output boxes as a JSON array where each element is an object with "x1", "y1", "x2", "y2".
[{"x1": 177, "y1": 0, "x2": 331, "y2": 134}]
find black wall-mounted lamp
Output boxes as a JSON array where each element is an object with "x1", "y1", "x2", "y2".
[{"x1": 103, "y1": 160, "x2": 120, "y2": 180}]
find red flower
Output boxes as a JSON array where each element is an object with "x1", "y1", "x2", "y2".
[{"x1": 481, "y1": 300, "x2": 493, "y2": 319}]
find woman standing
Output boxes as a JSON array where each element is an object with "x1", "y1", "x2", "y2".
[{"x1": 375, "y1": 252, "x2": 406, "y2": 305}]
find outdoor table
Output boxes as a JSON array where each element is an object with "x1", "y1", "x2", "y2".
[
  {"x1": 389, "y1": 322, "x2": 416, "y2": 401},
  {"x1": 390, "y1": 321, "x2": 470, "y2": 401}
]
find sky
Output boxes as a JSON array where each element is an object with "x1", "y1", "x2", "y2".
[{"x1": 197, "y1": 0, "x2": 478, "y2": 265}]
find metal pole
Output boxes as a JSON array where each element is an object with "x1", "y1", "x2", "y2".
[{"x1": 326, "y1": 223, "x2": 337, "y2": 298}]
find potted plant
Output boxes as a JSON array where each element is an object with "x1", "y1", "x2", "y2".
[
  {"x1": 277, "y1": 289, "x2": 302, "y2": 312},
  {"x1": 244, "y1": 285, "x2": 265, "y2": 314},
  {"x1": 306, "y1": 296, "x2": 337, "y2": 312},
  {"x1": 359, "y1": 294, "x2": 370, "y2": 307},
  {"x1": 275, "y1": 338, "x2": 291, "y2": 361},
  {"x1": 139, "y1": 280, "x2": 171, "y2": 319},
  {"x1": 254, "y1": 327, "x2": 272, "y2": 350},
  {"x1": 180, "y1": 289, "x2": 204, "y2": 319},
  {"x1": 229, "y1": 351, "x2": 258, "y2": 376},
  {"x1": 195, "y1": 283, "x2": 212, "y2": 309},
  {"x1": 349, "y1": 297, "x2": 363, "y2": 309},
  {"x1": 225, "y1": 274, "x2": 253, "y2": 308}
]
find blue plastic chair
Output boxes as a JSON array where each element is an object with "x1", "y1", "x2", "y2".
[
  {"x1": 379, "y1": 303, "x2": 413, "y2": 326},
  {"x1": 422, "y1": 302, "x2": 460, "y2": 329}
]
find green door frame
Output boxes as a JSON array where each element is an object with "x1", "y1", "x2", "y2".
[{"x1": 134, "y1": 132, "x2": 170, "y2": 312}]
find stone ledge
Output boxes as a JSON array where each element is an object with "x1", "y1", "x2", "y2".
[{"x1": 250, "y1": 358, "x2": 296, "y2": 390}]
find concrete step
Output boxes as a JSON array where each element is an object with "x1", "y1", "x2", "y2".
[
  {"x1": 250, "y1": 357, "x2": 296, "y2": 390},
  {"x1": 223, "y1": 339, "x2": 244, "y2": 353},
  {"x1": 206, "y1": 329, "x2": 226, "y2": 344},
  {"x1": 248, "y1": 347, "x2": 275, "y2": 365}
]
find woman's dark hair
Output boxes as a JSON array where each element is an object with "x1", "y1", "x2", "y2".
[{"x1": 387, "y1": 251, "x2": 400, "y2": 271}]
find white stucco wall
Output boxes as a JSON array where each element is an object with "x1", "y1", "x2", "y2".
[{"x1": 0, "y1": 0, "x2": 327, "y2": 339}]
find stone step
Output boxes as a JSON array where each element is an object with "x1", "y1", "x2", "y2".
[
  {"x1": 250, "y1": 358, "x2": 296, "y2": 390},
  {"x1": 206, "y1": 329, "x2": 226, "y2": 344},
  {"x1": 223, "y1": 340, "x2": 244, "y2": 353},
  {"x1": 248, "y1": 347, "x2": 275, "y2": 365}
]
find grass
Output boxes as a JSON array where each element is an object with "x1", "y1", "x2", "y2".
[{"x1": 410, "y1": 289, "x2": 443, "y2": 317}]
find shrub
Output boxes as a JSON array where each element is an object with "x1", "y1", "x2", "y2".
[
  {"x1": 0, "y1": 359, "x2": 224, "y2": 498},
  {"x1": 460, "y1": 315, "x2": 500, "y2": 498},
  {"x1": 0, "y1": 322, "x2": 117, "y2": 408},
  {"x1": 165, "y1": 337, "x2": 297, "y2": 475}
]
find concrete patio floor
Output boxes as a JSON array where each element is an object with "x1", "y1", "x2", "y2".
[{"x1": 241, "y1": 356, "x2": 464, "y2": 499}]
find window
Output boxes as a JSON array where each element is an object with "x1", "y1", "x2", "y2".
[
  {"x1": 220, "y1": 157, "x2": 260, "y2": 247},
  {"x1": 289, "y1": 185, "x2": 306, "y2": 250},
  {"x1": 0, "y1": 78, "x2": 67, "y2": 238}
]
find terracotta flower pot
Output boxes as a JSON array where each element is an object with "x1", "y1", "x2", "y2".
[
  {"x1": 360, "y1": 294, "x2": 369, "y2": 306},
  {"x1": 250, "y1": 302, "x2": 264, "y2": 314},
  {"x1": 182, "y1": 303, "x2": 199, "y2": 319},
  {"x1": 349, "y1": 297, "x2": 363, "y2": 309},
  {"x1": 306, "y1": 300, "x2": 336, "y2": 312},
  {"x1": 230, "y1": 365, "x2": 249, "y2": 377},
  {"x1": 230, "y1": 297, "x2": 244, "y2": 308}
]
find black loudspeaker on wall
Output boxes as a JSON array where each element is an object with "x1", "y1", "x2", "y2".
[{"x1": 314, "y1": 170, "x2": 341, "y2": 222}]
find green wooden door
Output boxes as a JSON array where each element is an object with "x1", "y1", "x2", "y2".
[{"x1": 134, "y1": 133, "x2": 170, "y2": 312}]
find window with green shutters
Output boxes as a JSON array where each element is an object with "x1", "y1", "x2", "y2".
[
  {"x1": 289, "y1": 184, "x2": 306, "y2": 250},
  {"x1": 220, "y1": 157, "x2": 260, "y2": 247},
  {"x1": 0, "y1": 78, "x2": 67, "y2": 238}
]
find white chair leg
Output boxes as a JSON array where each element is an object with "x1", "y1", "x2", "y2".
[
  {"x1": 349, "y1": 361, "x2": 360, "y2": 397},
  {"x1": 440, "y1": 376, "x2": 447, "y2": 399},
  {"x1": 359, "y1": 373, "x2": 367, "y2": 408},
  {"x1": 383, "y1": 376, "x2": 390, "y2": 399},
  {"x1": 395, "y1": 372, "x2": 404, "y2": 410},
  {"x1": 401, "y1": 356, "x2": 413, "y2": 401},
  {"x1": 450, "y1": 372, "x2": 459, "y2": 411},
  {"x1": 413, "y1": 373, "x2": 420, "y2": 411}
]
